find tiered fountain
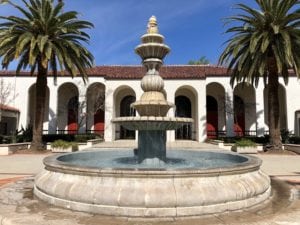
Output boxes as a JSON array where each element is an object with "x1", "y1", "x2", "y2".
[
  {"x1": 34, "y1": 16, "x2": 271, "y2": 218},
  {"x1": 112, "y1": 15, "x2": 193, "y2": 165}
]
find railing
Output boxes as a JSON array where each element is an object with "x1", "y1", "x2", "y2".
[
  {"x1": 234, "y1": 130, "x2": 257, "y2": 137},
  {"x1": 207, "y1": 130, "x2": 226, "y2": 139},
  {"x1": 43, "y1": 129, "x2": 104, "y2": 136},
  {"x1": 207, "y1": 130, "x2": 258, "y2": 139}
]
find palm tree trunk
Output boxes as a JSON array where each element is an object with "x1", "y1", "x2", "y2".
[
  {"x1": 267, "y1": 57, "x2": 282, "y2": 151},
  {"x1": 30, "y1": 63, "x2": 48, "y2": 150}
]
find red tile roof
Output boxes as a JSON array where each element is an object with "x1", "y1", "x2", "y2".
[
  {"x1": 0, "y1": 65, "x2": 230, "y2": 79},
  {"x1": 0, "y1": 104, "x2": 20, "y2": 112},
  {"x1": 87, "y1": 65, "x2": 230, "y2": 79}
]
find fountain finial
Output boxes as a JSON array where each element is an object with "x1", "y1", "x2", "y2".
[{"x1": 147, "y1": 15, "x2": 158, "y2": 34}]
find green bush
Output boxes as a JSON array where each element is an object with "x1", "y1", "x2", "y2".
[
  {"x1": 51, "y1": 140, "x2": 78, "y2": 151},
  {"x1": 234, "y1": 138, "x2": 256, "y2": 147},
  {"x1": 281, "y1": 129, "x2": 292, "y2": 144},
  {"x1": 217, "y1": 136, "x2": 269, "y2": 144}
]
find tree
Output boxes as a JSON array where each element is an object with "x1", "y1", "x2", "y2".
[
  {"x1": 0, "y1": 78, "x2": 18, "y2": 122},
  {"x1": 219, "y1": 0, "x2": 300, "y2": 151},
  {"x1": 0, "y1": 0, "x2": 94, "y2": 150},
  {"x1": 188, "y1": 56, "x2": 210, "y2": 65}
]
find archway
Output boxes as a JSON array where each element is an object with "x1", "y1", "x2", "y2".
[
  {"x1": 86, "y1": 83, "x2": 105, "y2": 136},
  {"x1": 57, "y1": 83, "x2": 79, "y2": 134},
  {"x1": 113, "y1": 86, "x2": 136, "y2": 140},
  {"x1": 233, "y1": 83, "x2": 256, "y2": 136},
  {"x1": 120, "y1": 95, "x2": 136, "y2": 139},
  {"x1": 206, "y1": 82, "x2": 226, "y2": 138},
  {"x1": 120, "y1": 95, "x2": 135, "y2": 139},
  {"x1": 175, "y1": 96, "x2": 192, "y2": 140}
]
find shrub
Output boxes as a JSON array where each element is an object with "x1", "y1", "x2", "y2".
[
  {"x1": 14, "y1": 126, "x2": 33, "y2": 143},
  {"x1": 234, "y1": 138, "x2": 256, "y2": 147},
  {"x1": 51, "y1": 140, "x2": 78, "y2": 151},
  {"x1": 281, "y1": 129, "x2": 292, "y2": 144}
]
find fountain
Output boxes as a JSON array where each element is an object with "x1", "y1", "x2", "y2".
[{"x1": 34, "y1": 16, "x2": 271, "y2": 218}]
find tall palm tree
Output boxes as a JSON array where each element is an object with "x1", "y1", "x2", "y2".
[
  {"x1": 219, "y1": 0, "x2": 300, "y2": 151},
  {"x1": 0, "y1": 0, "x2": 94, "y2": 150}
]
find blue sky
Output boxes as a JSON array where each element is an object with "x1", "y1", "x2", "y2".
[{"x1": 0, "y1": 0, "x2": 258, "y2": 68}]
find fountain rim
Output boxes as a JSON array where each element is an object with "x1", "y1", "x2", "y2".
[
  {"x1": 111, "y1": 116, "x2": 193, "y2": 122},
  {"x1": 42, "y1": 150, "x2": 262, "y2": 178}
]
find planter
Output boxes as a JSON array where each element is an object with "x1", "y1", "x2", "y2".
[
  {"x1": 232, "y1": 146, "x2": 257, "y2": 154},
  {"x1": 51, "y1": 146, "x2": 75, "y2": 153},
  {"x1": 51, "y1": 140, "x2": 78, "y2": 153}
]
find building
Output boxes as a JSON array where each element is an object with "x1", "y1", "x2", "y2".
[{"x1": 0, "y1": 64, "x2": 299, "y2": 143}]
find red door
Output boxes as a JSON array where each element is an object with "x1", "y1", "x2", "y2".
[
  {"x1": 68, "y1": 109, "x2": 78, "y2": 134},
  {"x1": 207, "y1": 112, "x2": 218, "y2": 138},
  {"x1": 94, "y1": 109, "x2": 104, "y2": 135}
]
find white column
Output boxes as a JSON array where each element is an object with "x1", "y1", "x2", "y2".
[
  {"x1": 197, "y1": 84, "x2": 206, "y2": 142},
  {"x1": 166, "y1": 89, "x2": 175, "y2": 142},
  {"x1": 225, "y1": 87, "x2": 235, "y2": 137},
  {"x1": 48, "y1": 84, "x2": 58, "y2": 134},
  {"x1": 78, "y1": 93, "x2": 87, "y2": 133},
  {"x1": 104, "y1": 85, "x2": 114, "y2": 142},
  {"x1": 256, "y1": 83, "x2": 265, "y2": 136}
]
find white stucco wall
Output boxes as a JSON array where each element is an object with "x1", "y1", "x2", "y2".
[{"x1": 1, "y1": 73, "x2": 300, "y2": 141}]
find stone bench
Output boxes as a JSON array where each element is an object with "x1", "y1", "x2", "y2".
[{"x1": 0, "y1": 143, "x2": 30, "y2": 155}]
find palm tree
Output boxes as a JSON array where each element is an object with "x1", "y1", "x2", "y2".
[
  {"x1": 0, "y1": 0, "x2": 94, "y2": 150},
  {"x1": 219, "y1": 0, "x2": 300, "y2": 151}
]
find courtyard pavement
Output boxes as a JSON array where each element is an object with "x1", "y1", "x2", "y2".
[{"x1": 0, "y1": 144, "x2": 300, "y2": 224}]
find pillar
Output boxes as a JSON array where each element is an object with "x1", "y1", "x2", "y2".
[
  {"x1": 226, "y1": 87, "x2": 235, "y2": 137},
  {"x1": 256, "y1": 83, "x2": 265, "y2": 136},
  {"x1": 48, "y1": 85, "x2": 58, "y2": 134}
]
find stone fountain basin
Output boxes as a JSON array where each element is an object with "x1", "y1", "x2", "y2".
[
  {"x1": 112, "y1": 116, "x2": 193, "y2": 130},
  {"x1": 34, "y1": 150, "x2": 271, "y2": 218}
]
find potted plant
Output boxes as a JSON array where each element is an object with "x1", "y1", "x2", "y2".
[
  {"x1": 51, "y1": 140, "x2": 78, "y2": 153},
  {"x1": 232, "y1": 138, "x2": 257, "y2": 154}
]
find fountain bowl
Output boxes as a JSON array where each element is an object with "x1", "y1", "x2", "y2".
[
  {"x1": 111, "y1": 116, "x2": 193, "y2": 130},
  {"x1": 34, "y1": 149, "x2": 271, "y2": 218}
]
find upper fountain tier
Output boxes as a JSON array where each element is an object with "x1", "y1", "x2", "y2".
[
  {"x1": 132, "y1": 16, "x2": 173, "y2": 117},
  {"x1": 135, "y1": 15, "x2": 170, "y2": 64}
]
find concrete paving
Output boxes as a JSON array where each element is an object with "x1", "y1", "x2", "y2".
[
  {"x1": 0, "y1": 153, "x2": 49, "y2": 180},
  {"x1": 0, "y1": 145, "x2": 300, "y2": 224}
]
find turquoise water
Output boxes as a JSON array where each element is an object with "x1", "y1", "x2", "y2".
[{"x1": 57, "y1": 150, "x2": 249, "y2": 170}]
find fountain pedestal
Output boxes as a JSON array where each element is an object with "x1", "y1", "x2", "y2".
[{"x1": 138, "y1": 130, "x2": 166, "y2": 163}]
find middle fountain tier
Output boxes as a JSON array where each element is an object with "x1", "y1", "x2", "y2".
[{"x1": 112, "y1": 16, "x2": 193, "y2": 165}]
